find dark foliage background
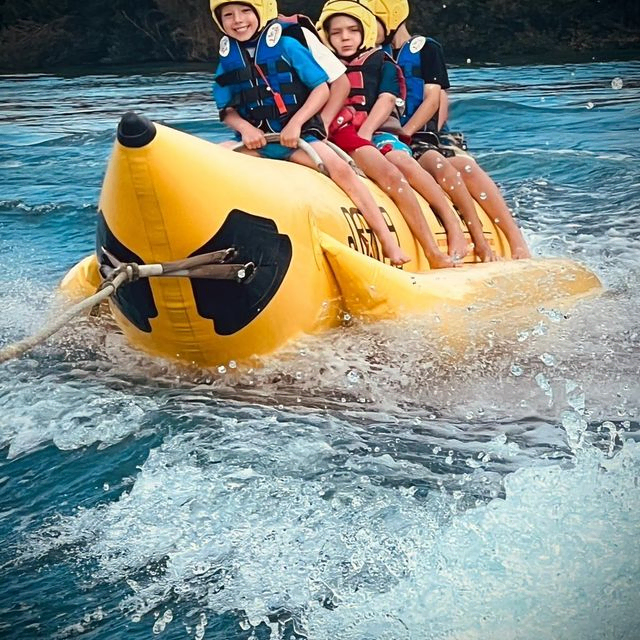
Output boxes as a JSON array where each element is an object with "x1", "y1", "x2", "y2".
[{"x1": 1, "y1": 0, "x2": 639, "y2": 72}]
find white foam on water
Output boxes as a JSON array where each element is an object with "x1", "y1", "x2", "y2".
[
  {"x1": 307, "y1": 441, "x2": 640, "y2": 640},
  {"x1": 0, "y1": 378, "x2": 158, "y2": 459},
  {"x1": 13, "y1": 390, "x2": 639, "y2": 640}
]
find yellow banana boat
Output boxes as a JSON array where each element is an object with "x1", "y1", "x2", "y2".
[{"x1": 60, "y1": 112, "x2": 601, "y2": 367}]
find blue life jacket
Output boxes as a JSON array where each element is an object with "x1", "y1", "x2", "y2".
[
  {"x1": 394, "y1": 36, "x2": 440, "y2": 131},
  {"x1": 214, "y1": 21, "x2": 318, "y2": 134}
]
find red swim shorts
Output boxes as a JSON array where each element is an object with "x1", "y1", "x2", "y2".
[{"x1": 328, "y1": 123, "x2": 375, "y2": 154}]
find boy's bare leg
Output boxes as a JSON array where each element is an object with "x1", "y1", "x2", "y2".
[
  {"x1": 294, "y1": 143, "x2": 410, "y2": 266},
  {"x1": 351, "y1": 146, "x2": 455, "y2": 269},
  {"x1": 385, "y1": 150, "x2": 470, "y2": 261},
  {"x1": 449, "y1": 156, "x2": 531, "y2": 259},
  {"x1": 419, "y1": 150, "x2": 497, "y2": 262}
]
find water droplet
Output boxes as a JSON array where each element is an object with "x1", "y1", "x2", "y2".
[
  {"x1": 464, "y1": 164, "x2": 472, "y2": 173},
  {"x1": 537, "y1": 307, "x2": 565, "y2": 322},
  {"x1": 586, "y1": 101, "x2": 594, "y2": 109},
  {"x1": 611, "y1": 77, "x2": 623, "y2": 90},
  {"x1": 433, "y1": 445, "x2": 441, "y2": 453},
  {"x1": 479, "y1": 192, "x2": 488, "y2": 200},
  {"x1": 540, "y1": 352, "x2": 556, "y2": 366},
  {"x1": 535, "y1": 372, "x2": 552, "y2": 399},
  {"x1": 152, "y1": 619, "x2": 166, "y2": 634},
  {"x1": 466, "y1": 58, "x2": 471, "y2": 64},
  {"x1": 346, "y1": 368, "x2": 362, "y2": 384},
  {"x1": 566, "y1": 380, "x2": 585, "y2": 413},
  {"x1": 103, "y1": 483, "x2": 110, "y2": 491},
  {"x1": 228, "y1": 360, "x2": 237, "y2": 369},
  {"x1": 562, "y1": 410, "x2": 587, "y2": 447},
  {"x1": 217, "y1": 365, "x2": 226, "y2": 374},
  {"x1": 510, "y1": 363, "x2": 523, "y2": 376},
  {"x1": 532, "y1": 321, "x2": 548, "y2": 336},
  {"x1": 436, "y1": 162, "x2": 444, "y2": 169},
  {"x1": 193, "y1": 562, "x2": 210, "y2": 576}
]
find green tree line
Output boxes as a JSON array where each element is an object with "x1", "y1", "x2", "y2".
[{"x1": 1, "y1": 0, "x2": 639, "y2": 72}]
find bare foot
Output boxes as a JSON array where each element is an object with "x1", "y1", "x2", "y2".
[
  {"x1": 474, "y1": 241, "x2": 497, "y2": 262},
  {"x1": 510, "y1": 244, "x2": 531, "y2": 259},
  {"x1": 427, "y1": 251, "x2": 456, "y2": 269},
  {"x1": 448, "y1": 233, "x2": 471, "y2": 261},
  {"x1": 382, "y1": 239, "x2": 411, "y2": 266}
]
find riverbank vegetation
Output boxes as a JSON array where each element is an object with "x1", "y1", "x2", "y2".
[{"x1": 1, "y1": 0, "x2": 639, "y2": 72}]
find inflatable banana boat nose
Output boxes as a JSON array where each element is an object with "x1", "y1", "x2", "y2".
[{"x1": 60, "y1": 113, "x2": 601, "y2": 367}]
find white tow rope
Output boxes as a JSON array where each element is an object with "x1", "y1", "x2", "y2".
[{"x1": 0, "y1": 248, "x2": 255, "y2": 364}]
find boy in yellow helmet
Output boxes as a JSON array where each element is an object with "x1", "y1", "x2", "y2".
[
  {"x1": 317, "y1": 0, "x2": 457, "y2": 267},
  {"x1": 318, "y1": 0, "x2": 507, "y2": 263},
  {"x1": 371, "y1": 0, "x2": 531, "y2": 259},
  {"x1": 211, "y1": 0, "x2": 409, "y2": 265}
]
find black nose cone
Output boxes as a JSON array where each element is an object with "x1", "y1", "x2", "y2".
[{"x1": 117, "y1": 111, "x2": 156, "y2": 148}]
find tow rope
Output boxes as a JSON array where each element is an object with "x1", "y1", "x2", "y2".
[{"x1": 0, "y1": 247, "x2": 254, "y2": 364}]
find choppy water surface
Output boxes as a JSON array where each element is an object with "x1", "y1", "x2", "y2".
[{"x1": 1, "y1": 61, "x2": 639, "y2": 640}]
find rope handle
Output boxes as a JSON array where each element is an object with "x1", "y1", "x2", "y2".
[{"x1": 230, "y1": 133, "x2": 328, "y2": 175}]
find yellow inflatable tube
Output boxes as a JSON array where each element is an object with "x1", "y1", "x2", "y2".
[{"x1": 60, "y1": 113, "x2": 601, "y2": 366}]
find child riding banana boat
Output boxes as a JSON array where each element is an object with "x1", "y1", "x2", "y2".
[{"x1": 58, "y1": 0, "x2": 601, "y2": 368}]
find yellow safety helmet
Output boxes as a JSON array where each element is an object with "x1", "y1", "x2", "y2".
[
  {"x1": 371, "y1": 0, "x2": 409, "y2": 35},
  {"x1": 209, "y1": 0, "x2": 277, "y2": 33},
  {"x1": 316, "y1": 0, "x2": 378, "y2": 52}
]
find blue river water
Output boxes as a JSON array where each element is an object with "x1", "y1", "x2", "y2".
[{"x1": 1, "y1": 60, "x2": 639, "y2": 639}]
